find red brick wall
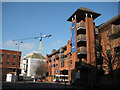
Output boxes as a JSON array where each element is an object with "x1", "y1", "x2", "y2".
[{"x1": 0, "y1": 49, "x2": 22, "y2": 69}]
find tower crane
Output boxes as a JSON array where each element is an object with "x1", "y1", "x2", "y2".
[{"x1": 13, "y1": 33, "x2": 52, "y2": 53}]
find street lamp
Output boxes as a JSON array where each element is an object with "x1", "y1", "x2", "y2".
[
  {"x1": 15, "y1": 41, "x2": 23, "y2": 52},
  {"x1": 14, "y1": 41, "x2": 23, "y2": 82}
]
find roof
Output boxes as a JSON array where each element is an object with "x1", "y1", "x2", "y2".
[
  {"x1": 23, "y1": 51, "x2": 45, "y2": 59},
  {"x1": 67, "y1": 7, "x2": 101, "y2": 22},
  {"x1": 0, "y1": 49, "x2": 22, "y2": 53},
  {"x1": 98, "y1": 14, "x2": 120, "y2": 29}
]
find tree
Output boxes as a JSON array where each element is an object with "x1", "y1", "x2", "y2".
[
  {"x1": 97, "y1": 24, "x2": 120, "y2": 75},
  {"x1": 35, "y1": 60, "x2": 47, "y2": 78}
]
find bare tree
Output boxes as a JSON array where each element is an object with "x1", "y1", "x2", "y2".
[
  {"x1": 35, "y1": 61, "x2": 47, "y2": 78},
  {"x1": 97, "y1": 25, "x2": 120, "y2": 75}
]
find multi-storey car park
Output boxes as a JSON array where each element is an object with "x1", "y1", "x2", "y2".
[{"x1": 46, "y1": 7, "x2": 120, "y2": 87}]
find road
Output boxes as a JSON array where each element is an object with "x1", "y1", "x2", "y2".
[
  {"x1": 2, "y1": 82, "x2": 84, "y2": 90},
  {"x1": 2, "y1": 81, "x2": 117, "y2": 90}
]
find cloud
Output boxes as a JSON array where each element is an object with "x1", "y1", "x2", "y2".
[
  {"x1": 20, "y1": 43, "x2": 35, "y2": 52},
  {"x1": 2, "y1": 40, "x2": 35, "y2": 52},
  {"x1": 2, "y1": 40, "x2": 16, "y2": 48},
  {"x1": 52, "y1": 40, "x2": 65, "y2": 47}
]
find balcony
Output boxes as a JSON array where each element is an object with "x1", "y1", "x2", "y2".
[
  {"x1": 76, "y1": 22, "x2": 86, "y2": 30},
  {"x1": 77, "y1": 34, "x2": 86, "y2": 42},
  {"x1": 108, "y1": 24, "x2": 120, "y2": 39},
  {"x1": 77, "y1": 47, "x2": 87, "y2": 54}
]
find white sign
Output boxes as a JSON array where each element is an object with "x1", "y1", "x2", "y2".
[{"x1": 6, "y1": 74, "x2": 12, "y2": 82}]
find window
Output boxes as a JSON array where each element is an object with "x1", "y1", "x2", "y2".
[
  {"x1": 51, "y1": 64, "x2": 55, "y2": 67},
  {"x1": 12, "y1": 61, "x2": 16, "y2": 66},
  {"x1": 106, "y1": 50, "x2": 112, "y2": 60},
  {"x1": 7, "y1": 54, "x2": 10, "y2": 59},
  {"x1": 19, "y1": 56, "x2": 21, "y2": 60},
  {"x1": 61, "y1": 54, "x2": 67, "y2": 60},
  {"x1": 6, "y1": 60, "x2": 10, "y2": 65},
  {"x1": 96, "y1": 52, "x2": 101, "y2": 58},
  {"x1": 13, "y1": 55, "x2": 17, "y2": 59},
  {"x1": 61, "y1": 60, "x2": 64, "y2": 67},
  {"x1": 97, "y1": 65, "x2": 101, "y2": 70},
  {"x1": 0, "y1": 60, "x2": 3, "y2": 64},
  {"x1": 114, "y1": 46, "x2": 120, "y2": 57},
  {"x1": 70, "y1": 60, "x2": 72, "y2": 67},
  {"x1": 51, "y1": 58, "x2": 55, "y2": 67},
  {"x1": 0, "y1": 54, "x2": 4, "y2": 58}
]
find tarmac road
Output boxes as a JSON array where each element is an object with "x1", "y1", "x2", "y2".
[{"x1": 2, "y1": 81, "x2": 81, "y2": 90}]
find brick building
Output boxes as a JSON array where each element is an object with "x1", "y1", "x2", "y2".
[
  {"x1": 46, "y1": 7, "x2": 101, "y2": 83},
  {"x1": 46, "y1": 40, "x2": 72, "y2": 82},
  {"x1": 67, "y1": 7, "x2": 101, "y2": 86},
  {"x1": 98, "y1": 14, "x2": 120, "y2": 74},
  {"x1": 0, "y1": 49, "x2": 22, "y2": 81},
  {"x1": 46, "y1": 7, "x2": 120, "y2": 86}
]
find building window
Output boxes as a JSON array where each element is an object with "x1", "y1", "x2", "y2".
[
  {"x1": 96, "y1": 52, "x2": 101, "y2": 58},
  {"x1": 61, "y1": 60, "x2": 64, "y2": 67},
  {"x1": 56, "y1": 64, "x2": 58, "y2": 66},
  {"x1": 51, "y1": 58, "x2": 55, "y2": 67},
  {"x1": 70, "y1": 60, "x2": 72, "y2": 67},
  {"x1": 13, "y1": 55, "x2": 17, "y2": 59},
  {"x1": 7, "y1": 54, "x2": 10, "y2": 59},
  {"x1": 0, "y1": 54, "x2": 4, "y2": 58},
  {"x1": 19, "y1": 56, "x2": 21, "y2": 60},
  {"x1": 0, "y1": 60, "x2": 3, "y2": 64},
  {"x1": 106, "y1": 50, "x2": 112, "y2": 60},
  {"x1": 114, "y1": 46, "x2": 120, "y2": 57},
  {"x1": 51, "y1": 64, "x2": 55, "y2": 67},
  {"x1": 12, "y1": 61, "x2": 16, "y2": 66},
  {"x1": 97, "y1": 65, "x2": 101, "y2": 70},
  {"x1": 61, "y1": 54, "x2": 67, "y2": 60},
  {"x1": 6, "y1": 60, "x2": 10, "y2": 65}
]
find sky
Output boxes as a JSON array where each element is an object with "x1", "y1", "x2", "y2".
[{"x1": 2, "y1": 2, "x2": 119, "y2": 57}]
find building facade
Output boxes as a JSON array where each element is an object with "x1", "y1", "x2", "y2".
[
  {"x1": 46, "y1": 7, "x2": 101, "y2": 83},
  {"x1": 0, "y1": 49, "x2": 22, "y2": 81},
  {"x1": 46, "y1": 40, "x2": 72, "y2": 82},
  {"x1": 46, "y1": 7, "x2": 120, "y2": 86},
  {"x1": 20, "y1": 51, "x2": 45, "y2": 78},
  {"x1": 98, "y1": 14, "x2": 120, "y2": 74}
]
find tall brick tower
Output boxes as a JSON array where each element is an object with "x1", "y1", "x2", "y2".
[{"x1": 67, "y1": 7, "x2": 101, "y2": 67}]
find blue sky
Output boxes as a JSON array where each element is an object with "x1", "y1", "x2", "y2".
[{"x1": 2, "y1": 2, "x2": 119, "y2": 57}]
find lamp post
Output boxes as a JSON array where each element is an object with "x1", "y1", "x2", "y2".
[{"x1": 15, "y1": 41, "x2": 23, "y2": 83}]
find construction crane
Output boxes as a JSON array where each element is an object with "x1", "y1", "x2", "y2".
[{"x1": 13, "y1": 33, "x2": 52, "y2": 53}]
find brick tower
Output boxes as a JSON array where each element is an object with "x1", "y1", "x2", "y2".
[{"x1": 67, "y1": 7, "x2": 101, "y2": 67}]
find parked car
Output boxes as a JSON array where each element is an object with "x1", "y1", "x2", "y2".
[{"x1": 37, "y1": 79, "x2": 44, "y2": 82}]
